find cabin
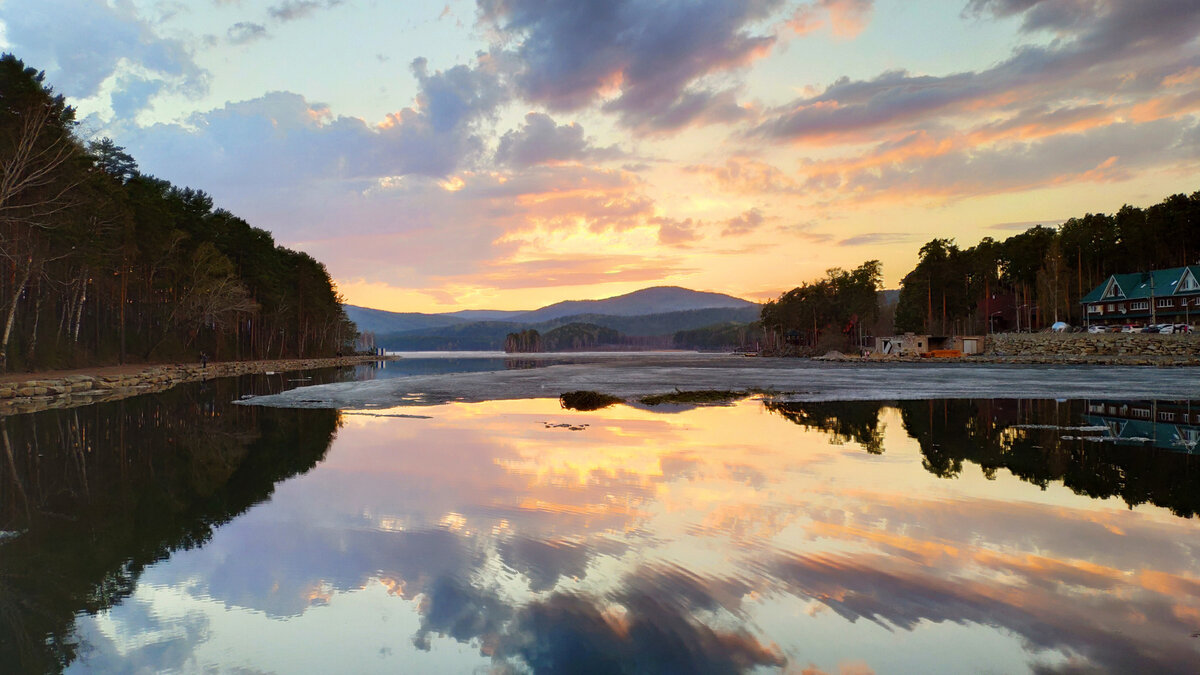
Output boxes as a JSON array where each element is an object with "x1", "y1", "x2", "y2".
[{"x1": 1079, "y1": 265, "x2": 1200, "y2": 327}]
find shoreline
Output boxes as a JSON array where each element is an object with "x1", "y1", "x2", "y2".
[
  {"x1": 0, "y1": 354, "x2": 397, "y2": 417},
  {"x1": 814, "y1": 353, "x2": 1200, "y2": 366}
]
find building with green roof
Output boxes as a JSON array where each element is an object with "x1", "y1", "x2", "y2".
[{"x1": 1079, "y1": 265, "x2": 1200, "y2": 327}]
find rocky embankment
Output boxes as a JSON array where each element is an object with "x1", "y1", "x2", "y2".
[
  {"x1": 983, "y1": 332, "x2": 1200, "y2": 365},
  {"x1": 834, "y1": 333, "x2": 1200, "y2": 365},
  {"x1": 0, "y1": 355, "x2": 394, "y2": 416}
]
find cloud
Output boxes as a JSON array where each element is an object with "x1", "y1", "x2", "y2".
[
  {"x1": 766, "y1": 543, "x2": 1200, "y2": 674},
  {"x1": 495, "y1": 112, "x2": 623, "y2": 167},
  {"x1": 227, "y1": 22, "x2": 268, "y2": 45},
  {"x1": 494, "y1": 590, "x2": 785, "y2": 673},
  {"x1": 789, "y1": 0, "x2": 875, "y2": 39},
  {"x1": 837, "y1": 232, "x2": 916, "y2": 246},
  {"x1": 0, "y1": 0, "x2": 208, "y2": 102},
  {"x1": 684, "y1": 158, "x2": 803, "y2": 195},
  {"x1": 497, "y1": 537, "x2": 592, "y2": 592},
  {"x1": 779, "y1": 221, "x2": 834, "y2": 243},
  {"x1": 412, "y1": 576, "x2": 511, "y2": 651},
  {"x1": 110, "y1": 77, "x2": 166, "y2": 120},
  {"x1": 987, "y1": 219, "x2": 1066, "y2": 231},
  {"x1": 123, "y1": 50, "x2": 507, "y2": 196},
  {"x1": 654, "y1": 217, "x2": 702, "y2": 247},
  {"x1": 479, "y1": 0, "x2": 784, "y2": 133},
  {"x1": 805, "y1": 118, "x2": 1200, "y2": 203},
  {"x1": 455, "y1": 254, "x2": 694, "y2": 290},
  {"x1": 755, "y1": 0, "x2": 1200, "y2": 142},
  {"x1": 409, "y1": 55, "x2": 509, "y2": 133},
  {"x1": 267, "y1": 0, "x2": 343, "y2": 22},
  {"x1": 109, "y1": 58, "x2": 513, "y2": 292},
  {"x1": 722, "y1": 208, "x2": 767, "y2": 236}
]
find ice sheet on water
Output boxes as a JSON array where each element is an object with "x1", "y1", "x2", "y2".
[{"x1": 235, "y1": 354, "x2": 1200, "y2": 409}]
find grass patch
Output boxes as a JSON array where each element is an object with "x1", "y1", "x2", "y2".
[
  {"x1": 638, "y1": 389, "x2": 753, "y2": 406},
  {"x1": 559, "y1": 390, "x2": 625, "y2": 411}
]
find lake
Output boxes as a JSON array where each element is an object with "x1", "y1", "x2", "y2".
[{"x1": 2, "y1": 356, "x2": 1199, "y2": 673}]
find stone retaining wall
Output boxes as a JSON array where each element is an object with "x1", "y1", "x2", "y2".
[
  {"x1": 0, "y1": 355, "x2": 394, "y2": 416},
  {"x1": 986, "y1": 332, "x2": 1200, "y2": 358}
]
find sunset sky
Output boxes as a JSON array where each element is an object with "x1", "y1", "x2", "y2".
[{"x1": 3, "y1": 0, "x2": 1198, "y2": 312}]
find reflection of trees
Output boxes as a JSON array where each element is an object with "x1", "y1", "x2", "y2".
[
  {"x1": 763, "y1": 398, "x2": 1200, "y2": 518},
  {"x1": 0, "y1": 375, "x2": 341, "y2": 672},
  {"x1": 896, "y1": 399, "x2": 1200, "y2": 518},
  {"x1": 764, "y1": 400, "x2": 886, "y2": 454}
]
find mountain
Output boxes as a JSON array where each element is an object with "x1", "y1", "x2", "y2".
[
  {"x1": 348, "y1": 286, "x2": 761, "y2": 350},
  {"x1": 511, "y1": 286, "x2": 754, "y2": 323},
  {"x1": 535, "y1": 306, "x2": 761, "y2": 336},
  {"x1": 442, "y1": 309, "x2": 529, "y2": 321},
  {"x1": 343, "y1": 305, "x2": 468, "y2": 334},
  {"x1": 879, "y1": 289, "x2": 901, "y2": 306},
  {"x1": 375, "y1": 306, "x2": 762, "y2": 351},
  {"x1": 374, "y1": 320, "x2": 525, "y2": 351}
]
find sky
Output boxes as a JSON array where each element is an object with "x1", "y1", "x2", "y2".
[{"x1": 1, "y1": 0, "x2": 1198, "y2": 312}]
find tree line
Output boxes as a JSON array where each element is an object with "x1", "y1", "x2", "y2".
[
  {"x1": 0, "y1": 54, "x2": 355, "y2": 372},
  {"x1": 759, "y1": 189, "x2": 1198, "y2": 344},
  {"x1": 504, "y1": 323, "x2": 624, "y2": 352},
  {"x1": 893, "y1": 191, "x2": 1200, "y2": 334},
  {"x1": 759, "y1": 261, "x2": 883, "y2": 353},
  {"x1": 765, "y1": 398, "x2": 1200, "y2": 518}
]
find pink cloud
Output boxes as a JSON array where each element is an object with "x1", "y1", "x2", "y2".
[{"x1": 788, "y1": 0, "x2": 875, "y2": 39}]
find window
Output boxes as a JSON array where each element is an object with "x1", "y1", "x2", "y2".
[
  {"x1": 1159, "y1": 412, "x2": 1175, "y2": 422},
  {"x1": 1181, "y1": 271, "x2": 1199, "y2": 291},
  {"x1": 1107, "y1": 303, "x2": 1115, "y2": 312},
  {"x1": 1088, "y1": 305, "x2": 1101, "y2": 313},
  {"x1": 1130, "y1": 301, "x2": 1149, "y2": 310},
  {"x1": 1157, "y1": 298, "x2": 1173, "y2": 308}
]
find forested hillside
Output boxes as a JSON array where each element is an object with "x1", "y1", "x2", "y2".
[
  {"x1": 0, "y1": 54, "x2": 354, "y2": 372},
  {"x1": 894, "y1": 191, "x2": 1200, "y2": 333}
]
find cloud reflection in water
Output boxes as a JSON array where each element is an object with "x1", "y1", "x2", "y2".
[{"x1": 73, "y1": 398, "x2": 1200, "y2": 674}]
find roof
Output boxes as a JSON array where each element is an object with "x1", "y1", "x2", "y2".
[{"x1": 1080, "y1": 265, "x2": 1200, "y2": 304}]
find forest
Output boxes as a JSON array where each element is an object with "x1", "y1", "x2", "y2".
[
  {"x1": 0, "y1": 54, "x2": 355, "y2": 372},
  {"x1": 893, "y1": 191, "x2": 1200, "y2": 334}
]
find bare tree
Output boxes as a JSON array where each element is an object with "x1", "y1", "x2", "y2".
[{"x1": 0, "y1": 103, "x2": 83, "y2": 370}]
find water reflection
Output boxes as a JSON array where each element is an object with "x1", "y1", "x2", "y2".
[
  {"x1": 0, "y1": 370, "x2": 349, "y2": 672},
  {"x1": 4, "y1": 393, "x2": 1200, "y2": 673},
  {"x1": 363, "y1": 352, "x2": 604, "y2": 381},
  {"x1": 767, "y1": 399, "x2": 1200, "y2": 517}
]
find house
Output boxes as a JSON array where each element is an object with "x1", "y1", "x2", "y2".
[{"x1": 1079, "y1": 265, "x2": 1200, "y2": 327}]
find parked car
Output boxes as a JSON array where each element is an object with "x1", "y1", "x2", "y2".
[
  {"x1": 1141, "y1": 325, "x2": 1161, "y2": 333},
  {"x1": 1120, "y1": 324, "x2": 1139, "y2": 333},
  {"x1": 1087, "y1": 325, "x2": 1107, "y2": 333},
  {"x1": 1155, "y1": 323, "x2": 1176, "y2": 334}
]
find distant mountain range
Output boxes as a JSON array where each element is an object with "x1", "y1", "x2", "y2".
[
  {"x1": 515, "y1": 286, "x2": 754, "y2": 322},
  {"x1": 344, "y1": 286, "x2": 760, "y2": 350}
]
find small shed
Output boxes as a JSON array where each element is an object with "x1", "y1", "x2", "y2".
[
  {"x1": 874, "y1": 333, "x2": 929, "y2": 356},
  {"x1": 874, "y1": 334, "x2": 985, "y2": 356}
]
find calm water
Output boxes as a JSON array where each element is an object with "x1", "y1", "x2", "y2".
[{"x1": 2, "y1": 364, "x2": 1199, "y2": 673}]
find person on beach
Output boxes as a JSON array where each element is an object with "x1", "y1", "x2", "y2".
[{"x1": 200, "y1": 352, "x2": 208, "y2": 369}]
